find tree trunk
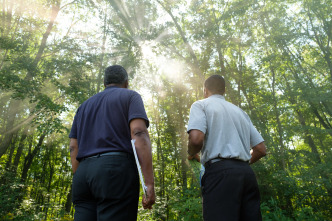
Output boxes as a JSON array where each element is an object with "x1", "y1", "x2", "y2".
[
  {"x1": 270, "y1": 64, "x2": 286, "y2": 170},
  {"x1": 0, "y1": 103, "x2": 17, "y2": 158},
  {"x1": 65, "y1": 186, "x2": 72, "y2": 213},
  {"x1": 21, "y1": 133, "x2": 46, "y2": 182},
  {"x1": 96, "y1": 9, "x2": 107, "y2": 93},
  {"x1": 32, "y1": 2, "x2": 61, "y2": 67},
  {"x1": 12, "y1": 133, "x2": 27, "y2": 175}
]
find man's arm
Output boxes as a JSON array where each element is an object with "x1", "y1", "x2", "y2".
[
  {"x1": 69, "y1": 138, "x2": 80, "y2": 174},
  {"x1": 130, "y1": 118, "x2": 155, "y2": 209},
  {"x1": 188, "y1": 129, "x2": 205, "y2": 157},
  {"x1": 249, "y1": 142, "x2": 267, "y2": 164}
]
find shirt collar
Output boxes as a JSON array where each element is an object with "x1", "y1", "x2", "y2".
[
  {"x1": 209, "y1": 94, "x2": 225, "y2": 100},
  {"x1": 104, "y1": 85, "x2": 120, "y2": 90}
]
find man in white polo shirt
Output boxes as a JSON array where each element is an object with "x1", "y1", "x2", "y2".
[{"x1": 187, "y1": 75, "x2": 267, "y2": 221}]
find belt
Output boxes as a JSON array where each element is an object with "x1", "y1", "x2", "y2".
[
  {"x1": 80, "y1": 151, "x2": 132, "y2": 162},
  {"x1": 204, "y1": 158, "x2": 249, "y2": 168}
]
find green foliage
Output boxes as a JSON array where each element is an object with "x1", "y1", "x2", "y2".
[
  {"x1": 169, "y1": 189, "x2": 202, "y2": 221},
  {"x1": 0, "y1": 168, "x2": 25, "y2": 218},
  {"x1": 261, "y1": 198, "x2": 328, "y2": 221}
]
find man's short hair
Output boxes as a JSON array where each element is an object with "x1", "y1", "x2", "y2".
[
  {"x1": 104, "y1": 65, "x2": 128, "y2": 85},
  {"x1": 204, "y1": 75, "x2": 225, "y2": 95}
]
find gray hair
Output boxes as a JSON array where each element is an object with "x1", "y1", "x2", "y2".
[{"x1": 104, "y1": 65, "x2": 128, "y2": 85}]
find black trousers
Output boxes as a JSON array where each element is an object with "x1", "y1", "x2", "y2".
[
  {"x1": 72, "y1": 154, "x2": 139, "y2": 221},
  {"x1": 202, "y1": 159, "x2": 262, "y2": 221}
]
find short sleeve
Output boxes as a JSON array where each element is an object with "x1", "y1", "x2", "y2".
[
  {"x1": 249, "y1": 120, "x2": 264, "y2": 148},
  {"x1": 187, "y1": 101, "x2": 207, "y2": 134},
  {"x1": 69, "y1": 110, "x2": 79, "y2": 138},
  {"x1": 128, "y1": 92, "x2": 149, "y2": 128}
]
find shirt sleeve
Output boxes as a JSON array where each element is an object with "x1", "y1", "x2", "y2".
[
  {"x1": 128, "y1": 91, "x2": 149, "y2": 128},
  {"x1": 69, "y1": 110, "x2": 78, "y2": 139},
  {"x1": 187, "y1": 101, "x2": 207, "y2": 134},
  {"x1": 249, "y1": 120, "x2": 264, "y2": 148}
]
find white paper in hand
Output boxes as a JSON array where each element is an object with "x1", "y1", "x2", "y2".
[{"x1": 131, "y1": 139, "x2": 147, "y2": 196}]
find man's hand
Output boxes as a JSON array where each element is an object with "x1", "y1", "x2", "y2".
[
  {"x1": 142, "y1": 184, "x2": 156, "y2": 209},
  {"x1": 69, "y1": 138, "x2": 79, "y2": 174},
  {"x1": 188, "y1": 153, "x2": 200, "y2": 162}
]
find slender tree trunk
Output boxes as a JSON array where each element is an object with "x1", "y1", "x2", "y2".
[
  {"x1": 0, "y1": 100, "x2": 21, "y2": 158},
  {"x1": 21, "y1": 133, "x2": 46, "y2": 182},
  {"x1": 5, "y1": 134, "x2": 17, "y2": 170},
  {"x1": 12, "y1": 132, "x2": 27, "y2": 175},
  {"x1": 271, "y1": 65, "x2": 286, "y2": 170},
  {"x1": 96, "y1": 8, "x2": 107, "y2": 93},
  {"x1": 5, "y1": 0, "x2": 13, "y2": 34},
  {"x1": 1, "y1": 0, "x2": 5, "y2": 35},
  {"x1": 154, "y1": 101, "x2": 165, "y2": 198},
  {"x1": 216, "y1": 38, "x2": 226, "y2": 75},
  {"x1": 282, "y1": 74, "x2": 322, "y2": 163},
  {"x1": 306, "y1": 9, "x2": 332, "y2": 84},
  {"x1": 65, "y1": 186, "x2": 72, "y2": 213},
  {"x1": 32, "y1": 2, "x2": 60, "y2": 67},
  {"x1": 175, "y1": 87, "x2": 188, "y2": 191}
]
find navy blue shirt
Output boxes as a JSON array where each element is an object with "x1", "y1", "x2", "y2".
[{"x1": 69, "y1": 86, "x2": 149, "y2": 161}]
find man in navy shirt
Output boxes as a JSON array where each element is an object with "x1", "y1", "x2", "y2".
[{"x1": 69, "y1": 65, "x2": 155, "y2": 220}]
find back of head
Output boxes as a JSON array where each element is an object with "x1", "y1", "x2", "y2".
[
  {"x1": 204, "y1": 75, "x2": 225, "y2": 95},
  {"x1": 104, "y1": 65, "x2": 128, "y2": 86}
]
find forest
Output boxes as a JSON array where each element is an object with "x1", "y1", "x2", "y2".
[{"x1": 0, "y1": 0, "x2": 331, "y2": 220}]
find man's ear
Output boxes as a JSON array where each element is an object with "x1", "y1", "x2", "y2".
[
  {"x1": 124, "y1": 80, "x2": 129, "y2": 89},
  {"x1": 204, "y1": 87, "x2": 208, "y2": 98}
]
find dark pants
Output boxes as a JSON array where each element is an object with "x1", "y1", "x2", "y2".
[
  {"x1": 72, "y1": 154, "x2": 140, "y2": 221},
  {"x1": 202, "y1": 159, "x2": 262, "y2": 221}
]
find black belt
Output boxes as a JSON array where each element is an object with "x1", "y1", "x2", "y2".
[
  {"x1": 204, "y1": 158, "x2": 249, "y2": 168},
  {"x1": 80, "y1": 151, "x2": 132, "y2": 162}
]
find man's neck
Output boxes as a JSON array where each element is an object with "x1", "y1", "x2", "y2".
[
  {"x1": 206, "y1": 93, "x2": 224, "y2": 98},
  {"x1": 105, "y1": 83, "x2": 126, "y2": 88}
]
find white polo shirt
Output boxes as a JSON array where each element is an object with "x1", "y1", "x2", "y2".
[{"x1": 187, "y1": 94, "x2": 264, "y2": 166}]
